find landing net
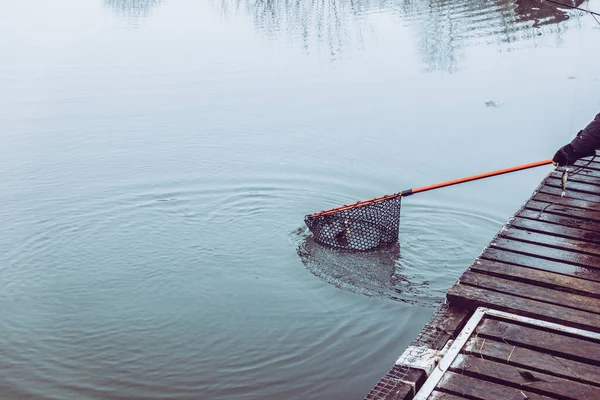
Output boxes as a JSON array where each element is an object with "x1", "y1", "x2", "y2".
[{"x1": 304, "y1": 195, "x2": 401, "y2": 251}]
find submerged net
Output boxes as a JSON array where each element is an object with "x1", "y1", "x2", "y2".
[{"x1": 304, "y1": 195, "x2": 401, "y2": 251}]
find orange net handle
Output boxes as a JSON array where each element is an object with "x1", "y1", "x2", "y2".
[{"x1": 307, "y1": 159, "x2": 552, "y2": 218}]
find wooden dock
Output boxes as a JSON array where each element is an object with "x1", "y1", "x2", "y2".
[{"x1": 365, "y1": 156, "x2": 600, "y2": 400}]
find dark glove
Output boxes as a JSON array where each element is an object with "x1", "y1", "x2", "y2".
[{"x1": 552, "y1": 143, "x2": 577, "y2": 167}]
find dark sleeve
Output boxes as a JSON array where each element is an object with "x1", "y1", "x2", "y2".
[{"x1": 570, "y1": 112, "x2": 600, "y2": 157}]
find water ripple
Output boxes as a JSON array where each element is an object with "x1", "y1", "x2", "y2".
[{"x1": 296, "y1": 203, "x2": 505, "y2": 305}]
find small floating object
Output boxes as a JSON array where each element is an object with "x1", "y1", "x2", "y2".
[{"x1": 484, "y1": 100, "x2": 502, "y2": 107}]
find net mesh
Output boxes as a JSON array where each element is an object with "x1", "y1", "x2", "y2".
[{"x1": 304, "y1": 196, "x2": 401, "y2": 251}]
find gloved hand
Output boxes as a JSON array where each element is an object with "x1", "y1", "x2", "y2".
[
  {"x1": 553, "y1": 129, "x2": 597, "y2": 166},
  {"x1": 552, "y1": 143, "x2": 577, "y2": 167}
]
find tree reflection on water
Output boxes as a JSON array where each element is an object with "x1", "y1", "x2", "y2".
[
  {"x1": 104, "y1": 0, "x2": 163, "y2": 20},
  {"x1": 215, "y1": 0, "x2": 587, "y2": 70},
  {"x1": 216, "y1": 0, "x2": 372, "y2": 58}
]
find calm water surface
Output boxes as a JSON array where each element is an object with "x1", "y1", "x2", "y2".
[{"x1": 1, "y1": 0, "x2": 600, "y2": 398}]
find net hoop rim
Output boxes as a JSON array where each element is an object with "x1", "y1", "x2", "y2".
[
  {"x1": 306, "y1": 193, "x2": 402, "y2": 219},
  {"x1": 306, "y1": 159, "x2": 552, "y2": 219}
]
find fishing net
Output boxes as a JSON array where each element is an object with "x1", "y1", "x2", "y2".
[
  {"x1": 304, "y1": 159, "x2": 554, "y2": 251},
  {"x1": 304, "y1": 195, "x2": 402, "y2": 251}
]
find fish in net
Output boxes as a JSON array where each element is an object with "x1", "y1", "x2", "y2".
[{"x1": 304, "y1": 195, "x2": 401, "y2": 251}]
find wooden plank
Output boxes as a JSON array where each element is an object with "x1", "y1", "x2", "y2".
[
  {"x1": 464, "y1": 336, "x2": 600, "y2": 387},
  {"x1": 533, "y1": 192, "x2": 600, "y2": 212},
  {"x1": 509, "y1": 216, "x2": 600, "y2": 244},
  {"x1": 470, "y1": 259, "x2": 600, "y2": 298},
  {"x1": 546, "y1": 176, "x2": 600, "y2": 195},
  {"x1": 446, "y1": 283, "x2": 600, "y2": 332},
  {"x1": 539, "y1": 185, "x2": 600, "y2": 203},
  {"x1": 459, "y1": 270, "x2": 600, "y2": 314},
  {"x1": 428, "y1": 306, "x2": 471, "y2": 345},
  {"x1": 491, "y1": 237, "x2": 600, "y2": 270},
  {"x1": 427, "y1": 391, "x2": 470, "y2": 400},
  {"x1": 437, "y1": 371, "x2": 555, "y2": 400},
  {"x1": 569, "y1": 160, "x2": 600, "y2": 173},
  {"x1": 550, "y1": 169, "x2": 600, "y2": 186},
  {"x1": 553, "y1": 165, "x2": 599, "y2": 175},
  {"x1": 475, "y1": 318, "x2": 600, "y2": 365},
  {"x1": 574, "y1": 159, "x2": 600, "y2": 171},
  {"x1": 499, "y1": 227, "x2": 600, "y2": 257},
  {"x1": 451, "y1": 354, "x2": 600, "y2": 399},
  {"x1": 527, "y1": 197, "x2": 600, "y2": 221},
  {"x1": 480, "y1": 247, "x2": 600, "y2": 283},
  {"x1": 517, "y1": 209, "x2": 600, "y2": 235},
  {"x1": 365, "y1": 367, "x2": 424, "y2": 400}
]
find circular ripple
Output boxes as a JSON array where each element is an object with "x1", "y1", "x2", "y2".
[{"x1": 295, "y1": 202, "x2": 506, "y2": 305}]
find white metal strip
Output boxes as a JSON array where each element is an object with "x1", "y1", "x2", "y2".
[
  {"x1": 412, "y1": 307, "x2": 600, "y2": 400},
  {"x1": 412, "y1": 307, "x2": 488, "y2": 400},
  {"x1": 484, "y1": 309, "x2": 600, "y2": 340}
]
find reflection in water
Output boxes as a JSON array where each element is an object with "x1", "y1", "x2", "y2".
[
  {"x1": 104, "y1": 0, "x2": 163, "y2": 19},
  {"x1": 295, "y1": 228, "x2": 443, "y2": 306},
  {"x1": 417, "y1": 0, "x2": 583, "y2": 72},
  {"x1": 216, "y1": 0, "x2": 371, "y2": 58},
  {"x1": 294, "y1": 205, "x2": 511, "y2": 306},
  {"x1": 216, "y1": 0, "x2": 586, "y2": 70}
]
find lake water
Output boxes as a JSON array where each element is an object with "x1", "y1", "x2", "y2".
[{"x1": 1, "y1": 0, "x2": 600, "y2": 399}]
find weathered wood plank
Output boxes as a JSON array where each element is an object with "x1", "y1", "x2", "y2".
[
  {"x1": 365, "y1": 366, "x2": 426, "y2": 400},
  {"x1": 550, "y1": 169, "x2": 600, "y2": 186},
  {"x1": 547, "y1": 176, "x2": 600, "y2": 195},
  {"x1": 364, "y1": 368, "x2": 425, "y2": 400},
  {"x1": 538, "y1": 185, "x2": 600, "y2": 203},
  {"x1": 475, "y1": 318, "x2": 600, "y2": 365},
  {"x1": 499, "y1": 227, "x2": 600, "y2": 257},
  {"x1": 459, "y1": 270, "x2": 600, "y2": 314},
  {"x1": 552, "y1": 166, "x2": 599, "y2": 176},
  {"x1": 470, "y1": 259, "x2": 600, "y2": 298},
  {"x1": 427, "y1": 391, "x2": 470, "y2": 400},
  {"x1": 491, "y1": 237, "x2": 600, "y2": 270},
  {"x1": 451, "y1": 354, "x2": 600, "y2": 399},
  {"x1": 562, "y1": 160, "x2": 600, "y2": 173},
  {"x1": 516, "y1": 209, "x2": 600, "y2": 235},
  {"x1": 508, "y1": 216, "x2": 600, "y2": 245},
  {"x1": 492, "y1": 236, "x2": 600, "y2": 268},
  {"x1": 527, "y1": 197, "x2": 600, "y2": 221},
  {"x1": 480, "y1": 247, "x2": 600, "y2": 283},
  {"x1": 429, "y1": 306, "x2": 472, "y2": 347},
  {"x1": 446, "y1": 283, "x2": 600, "y2": 332},
  {"x1": 437, "y1": 371, "x2": 554, "y2": 400},
  {"x1": 574, "y1": 159, "x2": 600, "y2": 171},
  {"x1": 533, "y1": 192, "x2": 600, "y2": 211},
  {"x1": 464, "y1": 336, "x2": 600, "y2": 387}
]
